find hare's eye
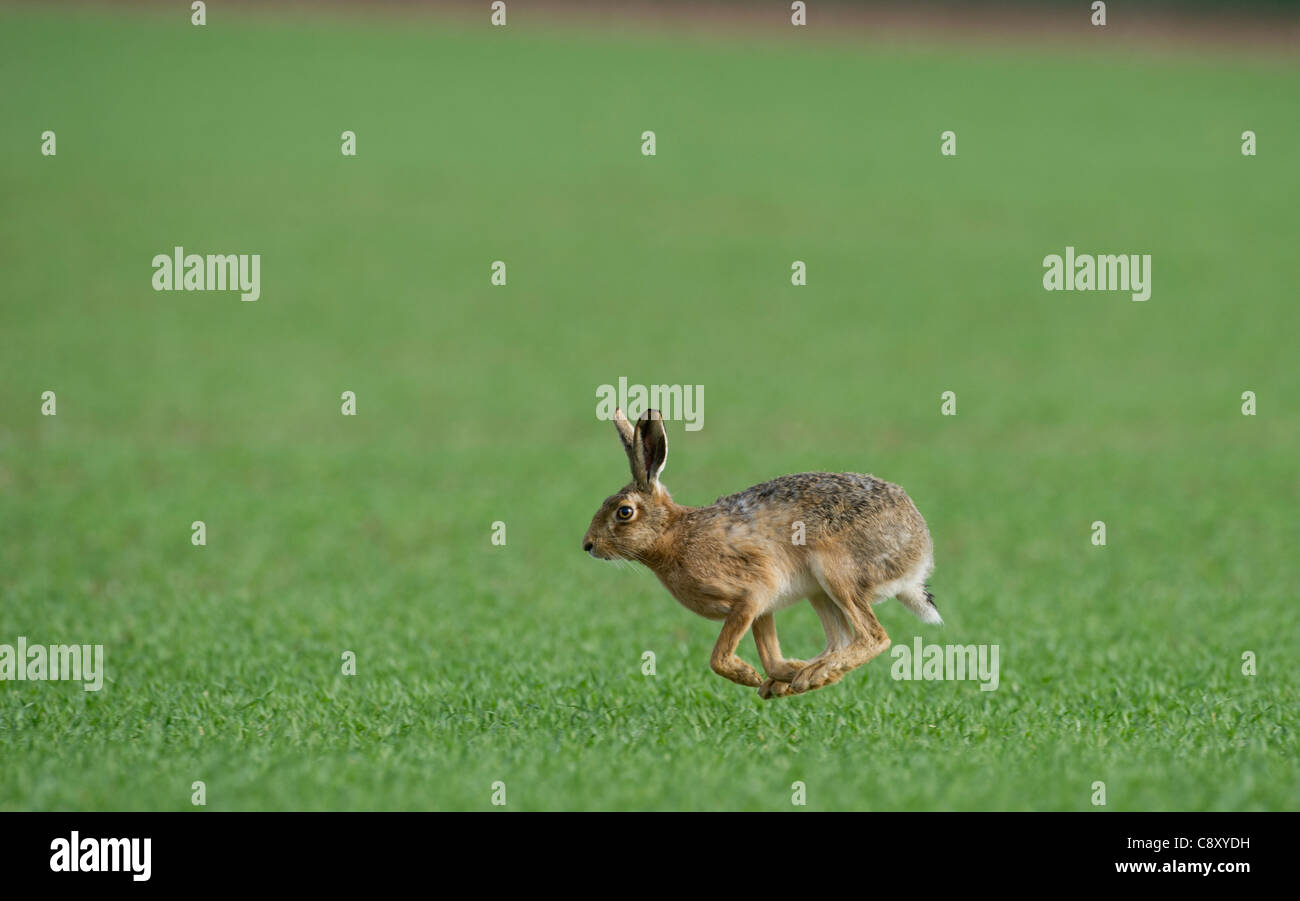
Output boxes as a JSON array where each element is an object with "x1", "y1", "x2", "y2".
[{"x1": 616, "y1": 505, "x2": 635, "y2": 521}]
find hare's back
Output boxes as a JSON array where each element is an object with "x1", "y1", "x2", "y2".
[{"x1": 713, "y1": 472, "x2": 920, "y2": 531}]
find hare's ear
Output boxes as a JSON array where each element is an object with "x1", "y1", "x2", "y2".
[
  {"x1": 614, "y1": 407, "x2": 647, "y2": 487},
  {"x1": 633, "y1": 409, "x2": 668, "y2": 488}
]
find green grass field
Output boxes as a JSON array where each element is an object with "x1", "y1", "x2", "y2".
[{"x1": 1, "y1": 4, "x2": 1298, "y2": 810}]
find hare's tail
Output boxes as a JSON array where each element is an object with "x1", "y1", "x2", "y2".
[{"x1": 897, "y1": 583, "x2": 943, "y2": 625}]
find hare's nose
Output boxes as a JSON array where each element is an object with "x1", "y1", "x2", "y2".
[{"x1": 583, "y1": 540, "x2": 594, "y2": 553}]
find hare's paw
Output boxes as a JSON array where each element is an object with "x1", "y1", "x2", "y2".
[
  {"x1": 789, "y1": 659, "x2": 845, "y2": 694},
  {"x1": 711, "y1": 656, "x2": 763, "y2": 688},
  {"x1": 767, "y1": 659, "x2": 810, "y2": 683},
  {"x1": 758, "y1": 677, "x2": 796, "y2": 699}
]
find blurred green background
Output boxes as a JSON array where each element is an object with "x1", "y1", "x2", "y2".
[{"x1": 1, "y1": 3, "x2": 1297, "y2": 809}]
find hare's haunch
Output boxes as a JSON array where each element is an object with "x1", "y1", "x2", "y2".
[{"x1": 583, "y1": 408, "x2": 941, "y2": 698}]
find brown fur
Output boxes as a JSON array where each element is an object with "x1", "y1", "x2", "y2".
[{"x1": 583, "y1": 409, "x2": 940, "y2": 698}]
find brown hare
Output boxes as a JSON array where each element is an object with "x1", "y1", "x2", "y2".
[{"x1": 583, "y1": 408, "x2": 940, "y2": 698}]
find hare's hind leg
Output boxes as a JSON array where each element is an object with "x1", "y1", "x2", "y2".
[
  {"x1": 788, "y1": 567, "x2": 891, "y2": 695},
  {"x1": 808, "y1": 590, "x2": 854, "y2": 658}
]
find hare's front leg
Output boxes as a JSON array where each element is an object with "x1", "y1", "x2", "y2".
[
  {"x1": 709, "y1": 605, "x2": 763, "y2": 688},
  {"x1": 752, "y1": 613, "x2": 809, "y2": 700}
]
